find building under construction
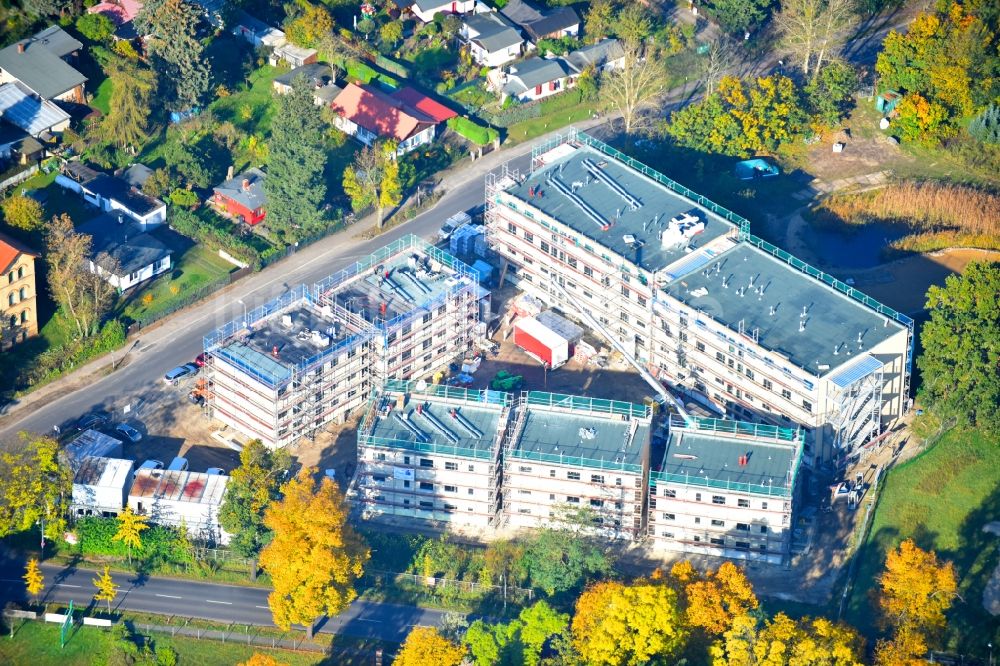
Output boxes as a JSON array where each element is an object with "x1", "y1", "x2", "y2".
[
  {"x1": 485, "y1": 129, "x2": 913, "y2": 466},
  {"x1": 204, "y1": 236, "x2": 485, "y2": 448},
  {"x1": 351, "y1": 381, "x2": 654, "y2": 541},
  {"x1": 649, "y1": 416, "x2": 802, "y2": 564}
]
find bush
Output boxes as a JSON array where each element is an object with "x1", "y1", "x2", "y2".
[
  {"x1": 170, "y1": 208, "x2": 261, "y2": 269},
  {"x1": 76, "y1": 13, "x2": 115, "y2": 43},
  {"x1": 168, "y1": 188, "x2": 199, "y2": 208},
  {"x1": 74, "y1": 517, "x2": 193, "y2": 566},
  {"x1": 446, "y1": 116, "x2": 498, "y2": 146}
]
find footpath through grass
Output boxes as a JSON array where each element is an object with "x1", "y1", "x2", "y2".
[
  {"x1": 846, "y1": 427, "x2": 1000, "y2": 653},
  {"x1": 0, "y1": 619, "x2": 321, "y2": 666}
]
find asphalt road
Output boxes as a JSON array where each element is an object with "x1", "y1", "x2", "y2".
[
  {"x1": 0, "y1": 147, "x2": 537, "y2": 444},
  {"x1": 0, "y1": 559, "x2": 448, "y2": 642}
]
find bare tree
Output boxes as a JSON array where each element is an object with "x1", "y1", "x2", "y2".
[
  {"x1": 601, "y1": 42, "x2": 667, "y2": 135},
  {"x1": 774, "y1": 0, "x2": 824, "y2": 77},
  {"x1": 813, "y1": 0, "x2": 857, "y2": 80},
  {"x1": 775, "y1": 0, "x2": 857, "y2": 79},
  {"x1": 703, "y1": 37, "x2": 737, "y2": 95},
  {"x1": 45, "y1": 214, "x2": 118, "y2": 338}
]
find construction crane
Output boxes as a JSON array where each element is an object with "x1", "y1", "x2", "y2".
[{"x1": 547, "y1": 276, "x2": 690, "y2": 421}]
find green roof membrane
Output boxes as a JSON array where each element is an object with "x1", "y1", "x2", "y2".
[
  {"x1": 512, "y1": 408, "x2": 650, "y2": 471},
  {"x1": 368, "y1": 398, "x2": 502, "y2": 458},
  {"x1": 659, "y1": 428, "x2": 798, "y2": 492},
  {"x1": 506, "y1": 144, "x2": 737, "y2": 271},
  {"x1": 663, "y1": 243, "x2": 905, "y2": 377}
]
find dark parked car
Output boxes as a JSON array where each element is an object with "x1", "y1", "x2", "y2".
[{"x1": 76, "y1": 411, "x2": 111, "y2": 430}]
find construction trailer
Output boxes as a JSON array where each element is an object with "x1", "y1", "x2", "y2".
[
  {"x1": 648, "y1": 416, "x2": 802, "y2": 565},
  {"x1": 204, "y1": 235, "x2": 486, "y2": 449},
  {"x1": 65, "y1": 430, "x2": 125, "y2": 470},
  {"x1": 128, "y1": 468, "x2": 231, "y2": 545},
  {"x1": 71, "y1": 456, "x2": 134, "y2": 518},
  {"x1": 484, "y1": 128, "x2": 913, "y2": 466}
]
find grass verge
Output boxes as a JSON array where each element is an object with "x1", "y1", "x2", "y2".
[{"x1": 845, "y1": 427, "x2": 1000, "y2": 654}]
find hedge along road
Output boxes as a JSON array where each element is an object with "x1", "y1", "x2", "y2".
[
  {"x1": 0, "y1": 120, "x2": 620, "y2": 446},
  {"x1": 0, "y1": 558, "x2": 449, "y2": 642}
]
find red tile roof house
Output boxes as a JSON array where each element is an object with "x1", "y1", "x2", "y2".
[
  {"x1": 212, "y1": 167, "x2": 266, "y2": 225},
  {"x1": 329, "y1": 83, "x2": 457, "y2": 156}
]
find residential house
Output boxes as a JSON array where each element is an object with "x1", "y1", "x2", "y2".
[
  {"x1": 0, "y1": 231, "x2": 40, "y2": 348},
  {"x1": 497, "y1": 56, "x2": 576, "y2": 103},
  {"x1": 78, "y1": 213, "x2": 172, "y2": 290},
  {"x1": 0, "y1": 26, "x2": 87, "y2": 103},
  {"x1": 232, "y1": 11, "x2": 287, "y2": 49},
  {"x1": 565, "y1": 38, "x2": 625, "y2": 74},
  {"x1": 462, "y1": 11, "x2": 523, "y2": 68},
  {"x1": 330, "y1": 83, "x2": 457, "y2": 155},
  {"x1": 129, "y1": 468, "x2": 231, "y2": 545},
  {"x1": 57, "y1": 162, "x2": 167, "y2": 228},
  {"x1": 499, "y1": 0, "x2": 579, "y2": 46},
  {"x1": 272, "y1": 62, "x2": 342, "y2": 105},
  {"x1": 411, "y1": 0, "x2": 475, "y2": 23},
  {"x1": 0, "y1": 82, "x2": 71, "y2": 137},
  {"x1": 270, "y1": 42, "x2": 319, "y2": 69},
  {"x1": 212, "y1": 168, "x2": 267, "y2": 225},
  {"x1": 87, "y1": 0, "x2": 143, "y2": 41},
  {"x1": 71, "y1": 456, "x2": 134, "y2": 518}
]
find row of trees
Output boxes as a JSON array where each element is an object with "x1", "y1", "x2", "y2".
[{"x1": 392, "y1": 538, "x2": 958, "y2": 665}]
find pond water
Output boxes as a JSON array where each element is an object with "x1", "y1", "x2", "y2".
[{"x1": 803, "y1": 221, "x2": 911, "y2": 269}]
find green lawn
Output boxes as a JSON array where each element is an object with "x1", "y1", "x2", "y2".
[
  {"x1": 120, "y1": 229, "x2": 234, "y2": 326},
  {"x1": 211, "y1": 65, "x2": 282, "y2": 138},
  {"x1": 0, "y1": 620, "x2": 321, "y2": 666},
  {"x1": 846, "y1": 427, "x2": 1000, "y2": 654},
  {"x1": 91, "y1": 77, "x2": 113, "y2": 116}
]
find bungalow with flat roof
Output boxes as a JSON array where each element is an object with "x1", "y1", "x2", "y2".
[
  {"x1": 57, "y1": 162, "x2": 167, "y2": 228},
  {"x1": 329, "y1": 83, "x2": 456, "y2": 155},
  {"x1": 78, "y1": 213, "x2": 172, "y2": 290},
  {"x1": 213, "y1": 167, "x2": 267, "y2": 225},
  {"x1": 462, "y1": 11, "x2": 523, "y2": 68},
  {"x1": 232, "y1": 11, "x2": 286, "y2": 48},
  {"x1": 497, "y1": 56, "x2": 576, "y2": 103},
  {"x1": 0, "y1": 26, "x2": 87, "y2": 103},
  {"x1": 272, "y1": 62, "x2": 341, "y2": 105},
  {"x1": 270, "y1": 42, "x2": 319, "y2": 68}
]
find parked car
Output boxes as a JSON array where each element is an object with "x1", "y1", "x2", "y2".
[
  {"x1": 136, "y1": 460, "x2": 163, "y2": 474},
  {"x1": 115, "y1": 423, "x2": 142, "y2": 443},
  {"x1": 194, "y1": 353, "x2": 208, "y2": 367},
  {"x1": 163, "y1": 364, "x2": 199, "y2": 384},
  {"x1": 76, "y1": 411, "x2": 110, "y2": 430},
  {"x1": 206, "y1": 467, "x2": 225, "y2": 475},
  {"x1": 167, "y1": 457, "x2": 188, "y2": 472},
  {"x1": 437, "y1": 211, "x2": 471, "y2": 242}
]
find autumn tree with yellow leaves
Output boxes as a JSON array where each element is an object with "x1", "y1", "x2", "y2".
[
  {"x1": 710, "y1": 612, "x2": 865, "y2": 666},
  {"x1": 874, "y1": 623, "x2": 929, "y2": 666},
  {"x1": 259, "y1": 471, "x2": 369, "y2": 638},
  {"x1": 238, "y1": 653, "x2": 289, "y2": 666},
  {"x1": 113, "y1": 505, "x2": 149, "y2": 566},
  {"x1": 0, "y1": 434, "x2": 72, "y2": 547},
  {"x1": 92, "y1": 565, "x2": 119, "y2": 613},
  {"x1": 395, "y1": 626, "x2": 466, "y2": 666},
  {"x1": 23, "y1": 558, "x2": 44, "y2": 605},
  {"x1": 571, "y1": 578, "x2": 687, "y2": 666},
  {"x1": 878, "y1": 538, "x2": 958, "y2": 632},
  {"x1": 674, "y1": 560, "x2": 759, "y2": 636}
]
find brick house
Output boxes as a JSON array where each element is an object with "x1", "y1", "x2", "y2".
[{"x1": 0, "y1": 231, "x2": 40, "y2": 349}]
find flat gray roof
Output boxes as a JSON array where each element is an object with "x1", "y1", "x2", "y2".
[
  {"x1": 329, "y1": 252, "x2": 471, "y2": 324},
  {"x1": 512, "y1": 406, "x2": 650, "y2": 470},
  {"x1": 505, "y1": 144, "x2": 736, "y2": 271},
  {"x1": 370, "y1": 397, "x2": 502, "y2": 458},
  {"x1": 659, "y1": 427, "x2": 797, "y2": 490},
  {"x1": 216, "y1": 299, "x2": 364, "y2": 385},
  {"x1": 663, "y1": 242, "x2": 905, "y2": 375}
]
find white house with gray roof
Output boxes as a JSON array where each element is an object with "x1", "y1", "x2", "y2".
[
  {"x1": 462, "y1": 11, "x2": 523, "y2": 68},
  {"x1": 564, "y1": 39, "x2": 625, "y2": 73},
  {"x1": 0, "y1": 26, "x2": 86, "y2": 103},
  {"x1": 497, "y1": 56, "x2": 577, "y2": 103}
]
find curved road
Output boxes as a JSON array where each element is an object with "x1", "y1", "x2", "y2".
[{"x1": 0, "y1": 559, "x2": 447, "y2": 642}]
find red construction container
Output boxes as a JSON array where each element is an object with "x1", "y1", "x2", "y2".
[{"x1": 513, "y1": 317, "x2": 570, "y2": 368}]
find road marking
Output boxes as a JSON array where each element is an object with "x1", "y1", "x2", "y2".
[
  {"x1": 55, "y1": 583, "x2": 81, "y2": 588},
  {"x1": 155, "y1": 594, "x2": 182, "y2": 599},
  {"x1": 205, "y1": 600, "x2": 232, "y2": 605},
  {"x1": 255, "y1": 605, "x2": 269, "y2": 610},
  {"x1": 353, "y1": 618, "x2": 381, "y2": 623}
]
